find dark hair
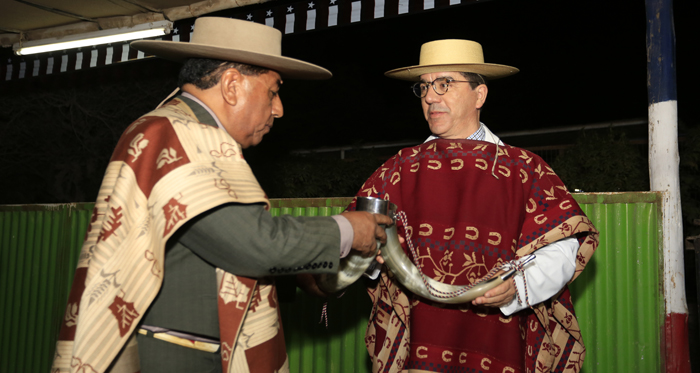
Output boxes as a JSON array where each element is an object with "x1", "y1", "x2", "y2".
[
  {"x1": 178, "y1": 58, "x2": 271, "y2": 89},
  {"x1": 459, "y1": 72, "x2": 487, "y2": 89}
]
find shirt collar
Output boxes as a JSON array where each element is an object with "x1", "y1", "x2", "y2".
[
  {"x1": 466, "y1": 123, "x2": 486, "y2": 141},
  {"x1": 424, "y1": 122, "x2": 486, "y2": 143},
  {"x1": 179, "y1": 91, "x2": 226, "y2": 131}
]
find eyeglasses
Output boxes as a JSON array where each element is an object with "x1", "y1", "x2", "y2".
[{"x1": 412, "y1": 77, "x2": 475, "y2": 98}]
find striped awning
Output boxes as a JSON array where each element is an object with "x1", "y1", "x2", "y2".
[{"x1": 1, "y1": 0, "x2": 479, "y2": 81}]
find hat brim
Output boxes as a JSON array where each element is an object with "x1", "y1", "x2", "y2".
[
  {"x1": 131, "y1": 40, "x2": 332, "y2": 80},
  {"x1": 384, "y1": 63, "x2": 519, "y2": 81}
]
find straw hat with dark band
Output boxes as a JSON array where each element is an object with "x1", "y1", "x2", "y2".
[
  {"x1": 385, "y1": 39, "x2": 518, "y2": 81},
  {"x1": 131, "y1": 17, "x2": 331, "y2": 80}
]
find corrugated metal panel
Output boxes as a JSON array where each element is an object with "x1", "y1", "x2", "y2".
[
  {"x1": 281, "y1": 281, "x2": 372, "y2": 373},
  {"x1": 0, "y1": 199, "x2": 359, "y2": 373},
  {"x1": 274, "y1": 199, "x2": 372, "y2": 373},
  {"x1": 0, "y1": 203, "x2": 93, "y2": 373},
  {"x1": 572, "y1": 192, "x2": 663, "y2": 372},
  {"x1": 0, "y1": 194, "x2": 665, "y2": 372}
]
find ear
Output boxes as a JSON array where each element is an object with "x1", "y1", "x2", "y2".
[
  {"x1": 475, "y1": 84, "x2": 488, "y2": 109},
  {"x1": 220, "y1": 68, "x2": 243, "y2": 106}
]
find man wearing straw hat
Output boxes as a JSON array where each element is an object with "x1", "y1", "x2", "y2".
[
  {"x1": 353, "y1": 40, "x2": 599, "y2": 373},
  {"x1": 51, "y1": 17, "x2": 392, "y2": 373}
]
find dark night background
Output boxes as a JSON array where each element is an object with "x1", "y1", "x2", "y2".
[
  {"x1": 0, "y1": 0, "x2": 697, "y2": 204},
  {"x1": 1, "y1": 0, "x2": 700, "y2": 367}
]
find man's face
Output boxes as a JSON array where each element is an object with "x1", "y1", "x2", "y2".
[
  {"x1": 228, "y1": 70, "x2": 284, "y2": 148},
  {"x1": 420, "y1": 71, "x2": 486, "y2": 139}
]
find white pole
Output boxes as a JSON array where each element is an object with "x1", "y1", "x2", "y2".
[{"x1": 646, "y1": 0, "x2": 689, "y2": 371}]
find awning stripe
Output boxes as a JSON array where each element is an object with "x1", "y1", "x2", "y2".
[{"x1": 2, "y1": 0, "x2": 483, "y2": 81}]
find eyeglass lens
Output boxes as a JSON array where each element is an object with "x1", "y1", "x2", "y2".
[{"x1": 412, "y1": 78, "x2": 452, "y2": 98}]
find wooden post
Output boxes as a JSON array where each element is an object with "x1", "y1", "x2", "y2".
[{"x1": 646, "y1": 0, "x2": 689, "y2": 371}]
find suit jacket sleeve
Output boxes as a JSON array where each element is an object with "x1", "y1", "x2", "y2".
[{"x1": 174, "y1": 202, "x2": 341, "y2": 277}]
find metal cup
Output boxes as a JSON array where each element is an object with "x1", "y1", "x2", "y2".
[
  {"x1": 355, "y1": 197, "x2": 396, "y2": 280},
  {"x1": 356, "y1": 196, "x2": 397, "y2": 221},
  {"x1": 315, "y1": 197, "x2": 398, "y2": 293}
]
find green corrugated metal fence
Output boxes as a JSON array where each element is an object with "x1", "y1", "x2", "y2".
[
  {"x1": 571, "y1": 192, "x2": 663, "y2": 372},
  {"x1": 0, "y1": 193, "x2": 665, "y2": 372},
  {"x1": 0, "y1": 204, "x2": 93, "y2": 373},
  {"x1": 269, "y1": 198, "x2": 372, "y2": 373}
]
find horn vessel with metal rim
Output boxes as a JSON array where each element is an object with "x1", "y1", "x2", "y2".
[{"x1": 317, "y1": 196, "x2": 518, "y2": 304}]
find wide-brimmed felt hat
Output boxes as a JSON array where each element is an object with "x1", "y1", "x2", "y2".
[
  {"x1": 131, "y1": 17, "x2": 331, "y2": 80},
  {"x1": 385, "y1": 39, "x2": 518, "y2": 81}
]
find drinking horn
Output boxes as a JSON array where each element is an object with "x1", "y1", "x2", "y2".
[{"x1": 317, "y1": 197, "x2": 515, "y2": 303}]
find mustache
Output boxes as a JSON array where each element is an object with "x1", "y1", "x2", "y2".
[{"x1": 427, "y1": 105, "x2": 449, "y2": 113}]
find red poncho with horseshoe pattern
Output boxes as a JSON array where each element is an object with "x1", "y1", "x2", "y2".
[{"x1": 351, "y1": 139, "x2": 598, "y2": 373}]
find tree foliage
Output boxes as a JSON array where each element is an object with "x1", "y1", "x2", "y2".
[
  {"x1": 552, "y1": 126, "x2": 700, "y2": 238},
  {"x1": 680, "y1": 125, "x2": 700, "y2": 237},
  {"x1": 551, "y1": 129, "x2": 649, "y2": 193},
  {"x1": 0, "y1": 74, "x2": 177, "y2": 204},
  {"x1": 253, "y1": 150, "x2": 386, "y2": 198}
]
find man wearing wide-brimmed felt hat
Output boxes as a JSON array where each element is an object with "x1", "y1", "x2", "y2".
[
  {"x1": 355, "y1": 39, "x2": 598, "y2": 373},
  {"x1": 51, "y1": 17, "x2": 393, "y2": 373}
]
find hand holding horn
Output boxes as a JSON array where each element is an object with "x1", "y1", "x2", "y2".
[{"x1": 341, "y1": 211, "x2": 392, "y2": 262}]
